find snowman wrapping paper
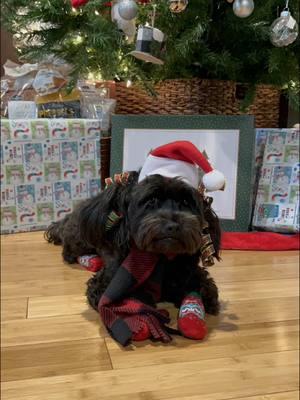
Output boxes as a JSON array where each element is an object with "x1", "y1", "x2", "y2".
[
  {"x1": 1, "y1": 119, "x2": 102, "y2": 234},
  {"x1": 253, "y1": 129, "x2": 299, "y2": 233}
]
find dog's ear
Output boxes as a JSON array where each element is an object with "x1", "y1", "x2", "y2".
[
  {"x1": 78, "y1": 183, "x2": 119, "y2": 249},
  {"x1": 203, "y1": 199, "x2": 221, "y2": 261},
  {"x1": 78, "y1": 172, "x2": 138, "y2": 251}
]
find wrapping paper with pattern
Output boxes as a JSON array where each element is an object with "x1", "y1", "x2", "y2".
[
  {"x1": 253, "y1": 129, "x2": 299, "y2": 233},
  {"x1": 1, "y1": 119, "x2": 101, "y2": 234}
]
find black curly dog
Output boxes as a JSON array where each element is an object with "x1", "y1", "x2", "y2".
[{"x1": 45, "y1": 172, "x2": 221, "y2": 316}]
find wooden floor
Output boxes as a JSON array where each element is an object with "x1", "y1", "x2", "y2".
[{"x1": 1, "y1": 232, "x2": 299, "y2": 400}]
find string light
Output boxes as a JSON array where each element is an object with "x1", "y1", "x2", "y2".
[
  {"x1": 72, "y1": 34, "x2": 84, "y2": 44},
  {"x1": 126, "y1": 80, "x2": 132, "y2": 87},
  {"x1": 95, "y1": 10, "x2": 100, "y2": 15},
  {"x1": 87, "y1": 71, "x2": 103, "y2": 81}
]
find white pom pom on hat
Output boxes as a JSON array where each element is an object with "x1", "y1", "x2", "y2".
[{"x1": 138, "y1": 140, "x2": 225, "y2": 191}]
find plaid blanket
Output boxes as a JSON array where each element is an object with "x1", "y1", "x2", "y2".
[{"x1": 98, "y1": 247, "x2": 172, "y2": 346}]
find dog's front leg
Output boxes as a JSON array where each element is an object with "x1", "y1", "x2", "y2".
[
  {"x1": 86, "y1": 260, "x2": 120, "y2": 310},
  {"x1": 184, "y1": 266, "x2": 220, "y2": 316},
  {"x1": 163, "y1": 257, "x2": 220, "y2": 316}
]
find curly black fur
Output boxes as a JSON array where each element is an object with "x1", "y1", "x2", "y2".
[{"x1": 45, "y1": 172, "x2": 221, "y2": 315}]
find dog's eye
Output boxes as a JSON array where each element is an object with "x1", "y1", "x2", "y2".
[{"x1": 182, "y1": 199, "x2": 190, "y2": 208}]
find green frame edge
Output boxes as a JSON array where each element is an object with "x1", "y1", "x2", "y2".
[{"x1": 111, "y1": 114, "x2": 255, "y2": 232}]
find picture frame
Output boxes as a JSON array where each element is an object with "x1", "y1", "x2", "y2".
[{"x1": 111, "y1": 115, "x2": 255, "y2": 231}]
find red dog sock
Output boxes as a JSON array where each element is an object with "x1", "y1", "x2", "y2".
[
  {"x1": 178, "y1": 292, "x2": 208, "y2": 340},
  {"x1": 77, "y1": 255, "x2": 104, "y2": 272}
]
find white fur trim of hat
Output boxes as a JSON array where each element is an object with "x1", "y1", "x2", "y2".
[{"x1": 138, "y1": 140, "x2": 225, "y2": 191}]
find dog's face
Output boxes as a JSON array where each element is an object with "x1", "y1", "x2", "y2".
[{"x1": 127, "y1": 175, "x2": 205, "y2": 255}]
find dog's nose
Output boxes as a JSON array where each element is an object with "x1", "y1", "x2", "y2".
[{"x1": 164, "y1": 221, "x2": 179, "y2": 234}]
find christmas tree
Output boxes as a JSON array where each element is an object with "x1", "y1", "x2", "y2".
[{"x1": 1, "y1": 0, "x2": 299, "y2": 107}]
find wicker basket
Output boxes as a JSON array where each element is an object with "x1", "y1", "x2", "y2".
[{"x1": 114, "y1": 78, "x2": 281, "y2": 128}]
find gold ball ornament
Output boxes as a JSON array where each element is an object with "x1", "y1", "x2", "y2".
[{"x1": 169, "y1": 0, "x2": 188, "y2": 14}]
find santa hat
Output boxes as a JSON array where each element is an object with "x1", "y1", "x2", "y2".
[{"x1": 138, "y1": 141, "x2": 225, "y2": 192}]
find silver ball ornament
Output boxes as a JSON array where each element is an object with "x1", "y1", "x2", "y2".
[
  {"x1": 169, "y1": 0, "x2": 188, "y2": 14},
  {"x1": 233, "y1": 0, "x2": 254, "y2": 18},
  {"x1": 270, "y1": 10, "x2": 299, "y2": 47},
  {"x1": 118, "y1": 0, "x2": 138, "y2": 21}
]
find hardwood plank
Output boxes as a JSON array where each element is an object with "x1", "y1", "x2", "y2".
[
  {"x1": 1, "y1": 312, "x2": 107, "y2": 347},
  {"x1": 1, "y1": 231, "x2": 45, "y2": 243},
  {"x1": 1, "y1": 244, "x2": 60, "y2": 257},
  {"x1": 26, "y1": 277, "x2": 299, "y2": 320},
  {"x1": 211, "y1": 263, "x2": 299, "y2": 283},
  {"x1": 1, "y1": 277, "x2": 89, "y2": 299},
  {"x1": 1, "y1": 298, "x2": 28, "y2": 321},
  {"x1": 219, "y1": 251, "x2": 299, "y2": 266},
  {"x1": 220, "y1": 278, "x2": 299, "y2": 300},
  {"x1": 220, "y1": 296, "x2": 299, "y2": 325},
  {"x1": 28, "y1": 295, "x2": 87, "y2": 318},
  {"x1": 1, "y1": 338, "x2": 112, "y2": 382},
  {"x1": 1, "y1": 350, "x2": 298, "y2": 400},
  {"x1": 26, "y1": 292, "x2": 299, "y2": 325},
  {"x1": 227, "y1": 391, "x2": 300, "y2": 400},
  {"x1": 1, "y1": 262, "x2": 298, "y2": 285},
  {"x1": 106, "y1": 320, "x2": 299, "y2": 369},
  {"x1": 170, "y1": 391, "x2": 300, "y2": 400},
  {"x1": 1, "y1": 265, "x2": 87, "y2": 283}
]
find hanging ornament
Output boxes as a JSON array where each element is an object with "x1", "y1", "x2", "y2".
[
  {"x1": 168, "y1": 0, "x2": 188, "y2": 14},
  {"x1": 111, "y1": 2, "x2": 136, "y2": 43},
  {"x1": 118, "y1": 0, "x2": 138, "y2": 20},
  {"x1": 270, "y1": 1, "x2": 298, "y2": 47},
  {"x1": 233, "y1": 0, "x2": 254, "y2": 18},
  {"x1": 129, "y1": 25, "x2": 165, "y2": 64},
  {"x1": 129, "y1": 5, "x2": 165, "y2": 65}
]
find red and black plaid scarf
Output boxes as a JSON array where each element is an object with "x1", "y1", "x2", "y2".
[{"x1": 98, "y1": 247, "x2": 172, "y2": 346}]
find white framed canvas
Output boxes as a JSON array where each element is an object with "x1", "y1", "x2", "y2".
[
  {"x1": 111, "y1": 115, "x2": 255, "y2": 231},
  {"x1": 122, "y1": 128, "x2": 239, "y2": 220}
]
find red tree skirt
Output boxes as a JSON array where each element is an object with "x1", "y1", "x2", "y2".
[{"x1": 221, "y1": 232, "x2": 300, "y2": 251}]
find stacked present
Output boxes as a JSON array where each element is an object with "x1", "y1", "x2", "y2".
[
  {"x1": 0, "y1": 57, "x2": 116, "y2": 235},
  {"x1": 252, "y1": 129, "x2": 299, "y2": 233},
  {"x1": 1, "y1": 119, "x2": 102, "y2": 234}
]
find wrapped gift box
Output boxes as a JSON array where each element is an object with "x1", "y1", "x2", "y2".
[
  {"x1": 1, "y1": 119, "x2": 102, "y2": 234},
  {"x1": 252, "y1": 129, "x2": 299, "y2": 233}
]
